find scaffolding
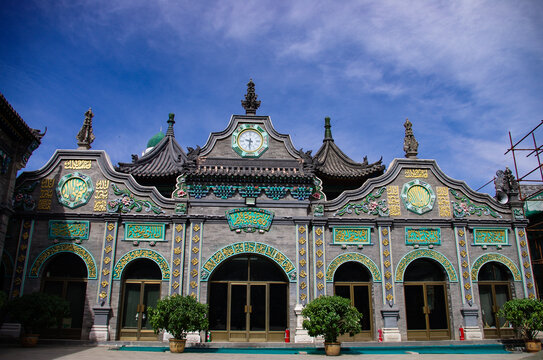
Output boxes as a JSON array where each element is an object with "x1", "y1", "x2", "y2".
[{"x1": 505, "y1": 120, "x2": 543, "y2": 202}]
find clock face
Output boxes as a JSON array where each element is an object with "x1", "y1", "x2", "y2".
[
  {"x1": 232, "y1": 124, "x2": 269, "y2": 158},
  {"x1": 238, "y1": 129, "x2": 263, "y2": 152}
]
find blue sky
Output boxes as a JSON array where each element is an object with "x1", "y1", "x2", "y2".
[{"x1": 2, "y1": 1, "x2": 542, "y2": 193}]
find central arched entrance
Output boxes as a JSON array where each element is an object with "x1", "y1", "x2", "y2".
[
  {"x1": 41, "y1": 252, "x2": 87, "y2": 339},
  {"x1": 404, "y1": 258, "x2": 451, "y2": 340},
  {"x1": 333, "y1": 261, "x2": 373, "y2": 341},
  {"x1": 478, "y1": 262, "x2": 514, "y2": 339},
  {"x1": 118, "y1": 259, "x2": 162, "y2": 340},
  {"x1": 208, "y1": 255, "x2": 288, "y2": 342}
]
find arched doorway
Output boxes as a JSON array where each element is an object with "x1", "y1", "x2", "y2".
[
  {"x1": 333, "y1": 261, "x2": 373, "y2": 341},
  {"x1": 208, "y1": 255, "x2": 288, "y2": 342},
  {"x1": 118, "y1": 258, "x2": 162, "y2": 340},
  {"x1": 41, "y1": 252, "x2": 87, "y2": 339},
  {"x1": 478, "y1": 262, "x2": 514, "y2": 339},
  {"x1": 404, "y1": 258, "x2": 450, "y2": 340}
]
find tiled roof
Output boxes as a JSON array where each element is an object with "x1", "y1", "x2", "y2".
[
  {"x1": 314, "y1": 139, "x2": 384, "y2": 179},
  {"x1": 0, "y1": 92, "x2": 44, "y2": 143},
  {"x1": 117, "y1": 135, "x2": 187, "y2": 178}
]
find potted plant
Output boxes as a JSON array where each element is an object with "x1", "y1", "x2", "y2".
[
  {"x1": 7, "y1": 292, "x2": 70, "y2": 347},
  {"x1": 498, "y1": 298, "x2": 543, "y2": 352},
  {"x1": 148, "y1": 294, "x2": 208, "y2": 353},
  {"x1": 302, "y1": 295, "x2": 362, "y2": 356}
]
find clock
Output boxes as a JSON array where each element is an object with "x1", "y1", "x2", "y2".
[{"x1": 232, "y1": 124, "x2": 269, "y2": 158}]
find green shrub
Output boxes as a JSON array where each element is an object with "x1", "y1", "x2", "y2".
[
  {"x1": 498, "y1": 298, "x2": 543, "y2": 340},
  {"x1": 302, "y1": 295, "x2": 362, "y2": 343},
  {"x1": 7, "y1": 292, "x2": 70, "y2": 334},
  {"x1": 148, "y1": 294, "x2": 208, "y2": 340}
]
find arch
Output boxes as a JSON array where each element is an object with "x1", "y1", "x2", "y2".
[
  {"x1": 471, "y1": 253, "x2": 521, "y2": 281},
  {"x1": 29, "y1": 243, "x2": 97, "y2": 279},
  {"x1": 113, "y1": 249, "x2": 170, "y2": 280},
  {"x1": 326, "y1": 253, "x2": 381, "y2": 282},
  {"x1": 201, "y1": 242, "x2": 296, "y2": 282},
  {"x1": 395, "y1": 249, "x2": 458, "y2": 282}
]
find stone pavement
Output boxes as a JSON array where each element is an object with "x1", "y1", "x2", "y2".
[{"x1": 1, "y1": 345, "x2": 543, "y2": 360}]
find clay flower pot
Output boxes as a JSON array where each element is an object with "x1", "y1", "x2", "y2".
[
  {"x1": 525, "y1": 340, "x2": 541, "y2": 353},
  {"x1": 169, "y1": 338, "x2": 186, "y2": 353},
  {"x1": 324, "y1": 342, "x2": 341, "y2": 356}
]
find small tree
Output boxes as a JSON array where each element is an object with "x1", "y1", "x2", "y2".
[
  {"x1": 147, "y1": 294, "x2": 208, "y2": 340},
  {"x1": 7, "y1": 292, "x2": 70, "y2": 334},
  {"x1": 498, "y1": 298, "x2": 543, "y2": 340},
  {"x1": 302, "y1": 295, "x2": 362, "y2": 343}
]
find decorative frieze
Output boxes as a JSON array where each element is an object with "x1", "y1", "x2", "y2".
[
  {"x1": 56, "y1": 172, "x2": 94, "y2": 209},
  {"x1": 335, "y1": 187, "x2": 389, "y2": 217},
  {"x1": 404, "y1": 169, "x2": 428, "y2": 178},
  {"x1": 107, "y1": 184, "x2": 163, "y2": 214},
  {"x1": 450, "y1": 189, "x2": 502, "y2": 219},
  {"x1": 64, "y1": 159, "x2": 92, "y2": 170},
  {"x1": 515, "y1": 228, "x2": 537, "y2": 299},
  {"x1": 30, "y1": 243, "x2": 97, "y2": 279},
  {"x1": 297, "y1": 224, "x2": 309, "y2": 304},
  {"x1": 471, "y1": 253, "x2": 521, "y2": 281},
  {"x1": 226, "y1": 208, "x2": 274, "y2": 233},
  {"x1": 387, "y1": 186, "x2": 401, "y2": 216},
  {"x1": 113, "y1": 249, "x2": 170, "y2": 280},
  {"x1": 473, "y1": 228, "x2": 508, "y2": 246},
  {"x1": 124, "y1": 223, "x2": 166, "y2": 242},
  {"x1": 332, "y1": 227, "x2": 371, "y2": 245},
  {"x1": 48, "y1": 220, "x2": 90, "y2": 241},
  {"x1": 187, "y1": 221, "x2": 203, "y2": 298},
  {"x1": 379, "y1": 226, "x2": 395, "y2": 306},
  {"x1": 454, "y1": 226, "x2": 474, "y2": 305},
  {"x1": 10, "y1": 220, "x2": 34, "y2": 298},
  {"x1": 93, "y1": 179, "x2": 109, "y2": 212},
  {"x1": 313, "y1": 225, "x2": 326, "y2": 298},
  {"x1": 170, "y1": 223, "x2": 185, "y2": 295},
  {"x1": 401, "y1": 179, "x2": 436, "y2": 215},
  {"x1": 436, "y1": 186, "x2": 451, "y2": 217},
  {"x1": 405, "y1": 228, "x2": 440, "y2": 246},
  {"x1": 37, "y1": 178, "x2": 55, "y2": 211},
  {"x1": 97, "y1": 222, "x2": 118, "y2": 304},
  {"x1": 200, "y1": 242, "x2": 296, "y2": 282},
  {"x1": 326, "y1": 253, "x2": 381, "y2": 282},
  {"x1": 395, "y1": 249, "x2": 458, "y2": 282}
]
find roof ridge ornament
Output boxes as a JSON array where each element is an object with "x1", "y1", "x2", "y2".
[
  {"x1": 324, "y1": 116, "x2": 333, "y2": 142},
  {"x1": 403, "y1": 118, "x2": 418, "y2": 159},
  {"x1": 166, "y1": 113, "x2": 175, "y2": 137},
  {"x1": 76, "y1": 108, "x2": 95, "y2": 150},
  {"x1": 241, "y1": 79, "x2": 261, "y2": 115}
]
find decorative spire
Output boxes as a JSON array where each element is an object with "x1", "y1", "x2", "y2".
[
  {"x1": 323, "y1": 117, "x2": 334, "y2": 142},
  {"x1": 241, "y1": 79, "x2": 261, "y2": 115},
  {"x1": 403, "y1": 118, "x2": 418, "y2": 159},
  {"x1": 166, "y1": 113, "x2": 175, "y2": 137},
  {"x1": 76, "y1": 108, "x2": 95, "y2": 150}
]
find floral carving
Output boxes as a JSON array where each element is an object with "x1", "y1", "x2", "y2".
[
  {"x1": 107, "y1": 184, "x2": 163, "y2": 214},
  {"x1": 335, "y1": 187, "x2": 389, "y2": 217}
]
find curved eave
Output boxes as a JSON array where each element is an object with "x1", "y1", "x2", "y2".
[
  {"x1": 315, "y1": 140, "x2": 384, "y2": 178},
  {"x1": 117, "y1": 136, "x2": 186, "y2": 177}
]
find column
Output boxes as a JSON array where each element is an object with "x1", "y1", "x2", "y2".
[
  {"x1": 378, "y1": 221, "x2": 401, "y2": 342},
  {"x1": 294, "y1": 222, "x2": 312, "y2": 343},
  {"x1": 169, "y1": 221, "x2": 186, "y2": 295},
  {"x1": 454, "y1": 223, "x2": 482, "y2": 340},
  {"x1": 90, "y1": 219, "x2": 118, "y2": 341}
]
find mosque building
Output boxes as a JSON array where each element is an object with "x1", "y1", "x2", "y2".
[{"x1": 2, "y1": 81, "x2": 534, "y2": 342}]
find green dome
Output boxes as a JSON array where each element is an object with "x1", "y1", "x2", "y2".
[{"x1": 146, "y1": 131, "x2": 165, "y2": 148}]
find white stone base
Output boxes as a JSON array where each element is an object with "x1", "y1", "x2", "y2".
[
  {"x1": 382, "y1": 328, "x2": 402, "y2": 342},
  {"x1": 186, "y1": 331, "x2": 201, "y2": 343},
  {"x1": 0, "y1": 323, "x2": 21, "y2": 338},
  {"x1": 89, "y1": 325, "x2": 109, "y2": 341},
  {"x1": 294, "y1": 329, "x2": 313, "y2": 343},
  {"x1": 463, "y1": 326, "x2": 483, "y2": 340}
]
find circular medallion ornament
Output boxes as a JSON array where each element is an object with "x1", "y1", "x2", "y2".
[
  {"x1": 401, "y1": 179, "x2": 436, "y2": 215},
  {"x1": 56, "y1": 172, "x2": 94, "y2": 209},
  {"x1": 232, "y1": 124, "x2": 268, "y2": 158}
]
